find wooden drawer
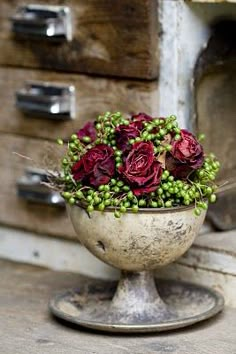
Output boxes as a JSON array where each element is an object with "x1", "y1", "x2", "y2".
[
  {"x1": 0, "y1": 67, "x2": 158, "y2": 140},
  {"x1": 0, "y1": 0, "x2": 158, "y2": 79},
  {"x1": 0, "y1": 133, "x2": 77, "y2": 239}
]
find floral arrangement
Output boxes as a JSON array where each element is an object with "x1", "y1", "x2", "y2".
[{"x1": 54, "y1": 112, "x2": 220, "y2": 217}]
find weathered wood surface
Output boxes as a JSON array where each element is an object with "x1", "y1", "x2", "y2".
[
  {"x1": 1, "y1": 225, "x2": 236, "y2": 306},
  {"x1": 194, "y1": 21, "x2": 236, "y2": 230},
  {"x1": 195, "y1": 70, "x2": 236, "y2": 180},
  {"x1": 0, "y1": 0, "x2": 158, "y2": 79},
  {"x1": 0, "y1": 259, "x2": 236, "y2": 354},
  {"x1": 0, "y1": 67, "x2": 158, "y2": 140},
  {"x1": 0, "y1": 133, "x2": 77, "y2": 239}
]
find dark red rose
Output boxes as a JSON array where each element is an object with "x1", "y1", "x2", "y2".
[
  {"x1": 72, "y1": 144, "x2": 115, "y2": 187},
  {"x1": 115, "y1": 124, "x2": 140, "y2": 151},
  {"x1": 119, "y1": 141, "x2": 162, "y2": 196},
  {"x1": 131, "y1": 112, "x2": 153, "y2": 130},
  {"x1": 166, "y1": 129, "x2": 204, "y2": 179},
  {"x1": 76, "y1": 121, "x2": 96, "y2": 143}
]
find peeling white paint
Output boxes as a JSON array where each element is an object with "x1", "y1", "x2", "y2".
[
  {"x1": 158, "y1": 263, "x2": 236, "y2": 308},
  {"x1": 0, "y1": 226, "x2": 118, "y2": 280},
  {"x1": 158, "y1": 0, "x2": 236, "y2": 128}
]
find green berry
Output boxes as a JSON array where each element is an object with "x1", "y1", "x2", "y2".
[
  {"x1": 68, "y1": 197, "x2": 75, "y2": 205},
  {"x1": 115, "y1": 150, "x2": 122, "y2": 157},
  {"x1": 117, "y1": 181, "x2": 124, "y2": 187},
  {"x1": 98, "y1": 203, "x2": 105, "y2": 211},
  {"x1": 86, "y1": 195, "x2": 93, "y2": 202},
  {"x1": 165, "y1": 201, "x2": 172, "y2": 208},
  {"x1": 194, "y1": 208, "x2": 201, "y2": 216},
  {"x1": 57, "y1": 138, "x2": 64, "y2": 145},
  {"x1": 120, "y1": 205, "x2": 127, "y2": 213},
  {"x1": 159, "y1": 128, "x2": 167, "y2": 136},
  {"x1": 124, "y1": 201, "x2": 131, "y2": 208},
  {"x1": 94, "y1": 197, "x2": 101, "y2": 204},
  {"x1": 87, "y1": 205, "x2": 94, "y2": 212},
  {"x1": 96, "y1": 123, "x2": 102, "y2": 130},
  {"x1": 138, "y1": 199, "x2": 146, "y2": 207},
  {"x1": 75, "y1": 191, "x2": 83, "y2": 199},
  {"x1": 69, "y1": 143, "x2": 76, "y2": 150},
  {"x1": 198, "y1": 133, "x2": 205, "y2": 142},
  {"x1": 127, "y1": 191, "x2": 134, "y2": 200},
  {"x1": 82, "y1": 136, "x2": 91, "y2": 143},
  {"x1": 209, "y1": 194, "x2": 217, "y2": 203},
  {"x1": 206, "y1": 186, "x2": 213, "y2": 195},
  {"x1": 62, "y1": 158, "x2": 68, "y2": 165},
  {"x1": 142, "y1": 131, "x2": 149, "y2": 139},
  {"x1": 114, "y1": 210, "x2": 121, "y2": 218},
  {"x1": 104, "y1": 192, "x2": 111, "y2": 199},
  {"x1": 162, "y1": 183, "x2": 169, "y2": 190},
  {"x1": 62, "y1": 191, "x2": 71, "y2": 199},
  {"x1": 146, "y1": 125, "x2": 154, "y2": 132},
  {"x1": 122, "y1": 185, "x2": 130, "y2": 192},
  {"x1": 132, "y1": 205, "x2": 139, "y2": 213},
  {"x1": 175, "y1": 134, "x2": 181, "y2": 140},
  {"x1": 71, "y1": 134, "x2": 78, "y2": 141},
  {"x1": 104, "y1": 199, "x2": 111, "y2": 206}
]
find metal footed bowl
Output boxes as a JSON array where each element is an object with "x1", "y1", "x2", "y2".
[{"x1": 49, "y1": 204, "x2": 224, "y2": 333}]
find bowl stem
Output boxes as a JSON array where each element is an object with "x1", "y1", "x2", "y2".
[{"x1": 106, "y1": 270, "x2": 173, "y2": 324}]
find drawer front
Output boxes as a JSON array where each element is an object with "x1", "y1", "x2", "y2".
[
  {"x1": 0, "y1": 133, "x2": 77, "y2": 239},
  {"x1": 0, "y1": 67, "x2": 158, "y2": 140},
  {"x1": 0, "y1": 0, "x2": 158, "y2": 79}
]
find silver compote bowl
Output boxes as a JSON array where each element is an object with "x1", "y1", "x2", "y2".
[{"x1": 49, "y1": 204, "x2": 224, "y2": 333}]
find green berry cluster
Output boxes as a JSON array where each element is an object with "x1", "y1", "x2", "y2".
[
  {"x1": 54, "y1": 112, "x2": 220, "y2": 218},
  {"x1": 128, "y1": 115, "x2": 181, "y2": 152}
]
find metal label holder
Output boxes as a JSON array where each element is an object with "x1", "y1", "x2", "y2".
[
  {"x1": 10, "y1": 5, "x2": 72, "y2": 42},
  {"x1": 17, "y1": 167, "x2": 65, "y2": 207},
  {"x1": 16, "y1": 81, "x2": 75, "y2": 120}
]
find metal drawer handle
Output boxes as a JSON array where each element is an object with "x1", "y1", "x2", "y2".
[
  {"x1": 16, "y1": 81, "x2": 75, "y2": 120},
  {"x1": 10, "y1": 5, "x2": 72, "y2": 41},
  {"x1": 17, "y1": 167, "x2": 65, "y2": 207}
]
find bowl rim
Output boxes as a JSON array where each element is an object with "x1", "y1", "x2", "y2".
[{"x1": 70, "y1": 202, "x2": 199, "y2": 214}]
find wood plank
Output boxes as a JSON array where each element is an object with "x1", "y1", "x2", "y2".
[
  {"x1": 0, "y1": 259, "x2": 236, "y2": 354},
  {"x1": 0, "y1": 0, "x2": 158, "y2": 79},
  {"x1": 0, "y1": 67, "x2": 158, "y2": 140},
  {"x1": 0, "y1": 133, "x2": 77, "y2": 239}
]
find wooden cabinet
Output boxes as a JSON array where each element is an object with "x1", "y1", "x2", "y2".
[
  {"x1": 0, "y1": 67, "x2": 158, "y2": 140},
  {"x1": 0, "y1": 1, "x2": 158, "y2": 239},
  {"x1": 0, "y1": 134, "x2": 77, "y2": 238},
  {"x1": 0, "y1": 0, "x2": 158, "y2": 79}
]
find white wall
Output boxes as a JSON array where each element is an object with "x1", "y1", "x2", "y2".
[{"x1": 158, "y1": 0, "x2": 236, "y2": 128}]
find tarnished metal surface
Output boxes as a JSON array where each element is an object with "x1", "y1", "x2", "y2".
[
  {"x1": 49, "y1": 205, "x2": 224, "y2": 333},
  {"x1": 68, "y1": 205, "x2": 206, "y2": 271},
  {"x1": 49, "y1": 276, "x2": 224, "y2": 333}
]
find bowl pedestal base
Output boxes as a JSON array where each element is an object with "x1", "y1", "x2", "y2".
[{"x1": 49, "y1": 270, "x2": 224, "y2": 333}]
